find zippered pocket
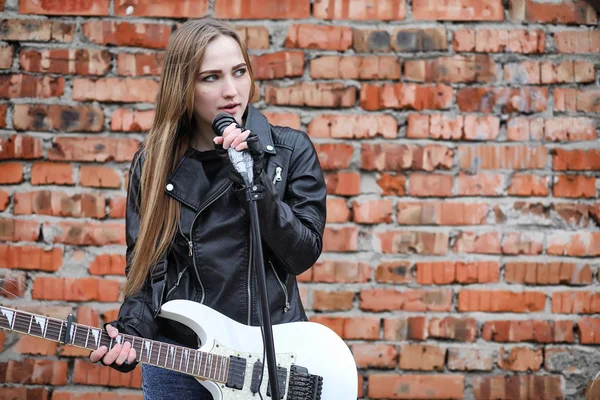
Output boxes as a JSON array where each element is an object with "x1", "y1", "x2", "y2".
[
  {"x1": 165, "y1": 266, "x2": 188, "y2": 300},
  {"x1": 268, "y1": 260, "x2": 290, "y2": 313},
  {"x1": 272, "y1": 166, "x2": 282, "y2": 185}
]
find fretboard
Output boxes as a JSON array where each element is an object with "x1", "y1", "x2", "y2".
[{"x1": 0, "y1": 305, "x2": 230, "y2": 382}]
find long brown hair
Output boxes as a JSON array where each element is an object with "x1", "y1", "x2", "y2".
[{"x1": 124, "y1": 17, "x2": 255, "y2": 297}]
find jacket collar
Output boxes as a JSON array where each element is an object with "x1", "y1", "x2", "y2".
[{"x1": 164, "y1": 105, "x2": 274, "y2": 211}]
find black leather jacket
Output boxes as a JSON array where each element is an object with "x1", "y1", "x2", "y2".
[{"x1": 109, "y1": 106, "x2": 327, "y2": 372}]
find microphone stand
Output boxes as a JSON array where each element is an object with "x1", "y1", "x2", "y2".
[{"x1": 241, "y1": 171, "x2": 281, "y2": 400}]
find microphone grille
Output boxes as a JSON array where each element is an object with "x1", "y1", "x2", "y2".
[{"x1": 211, "y1": 112, "x2": 236, "y2": 136}]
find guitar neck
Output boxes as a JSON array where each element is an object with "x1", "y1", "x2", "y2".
[{"x1": 0, "y1": 305, "x2": 229, "y2": 383}]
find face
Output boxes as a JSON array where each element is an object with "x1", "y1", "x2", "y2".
[{"x1": 194, "y1": 35, "x2": 252, "y2": 136}]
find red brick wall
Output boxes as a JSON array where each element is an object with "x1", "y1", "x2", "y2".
[{"x1": 0, "y1": 0, "x2": 599, "y2": 399}]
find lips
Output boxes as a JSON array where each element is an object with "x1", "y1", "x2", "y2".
[{"x1": 220, "y1": 103, "x2": 240, "y2": 113}]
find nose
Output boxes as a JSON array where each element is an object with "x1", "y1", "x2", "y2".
[{"x1": 222, "y1": 76, "x2": 238, "y2": 99}]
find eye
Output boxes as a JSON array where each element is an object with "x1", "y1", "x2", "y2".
[{"x1": 234, "y1": 68, "x2": 247, "y2": 77}]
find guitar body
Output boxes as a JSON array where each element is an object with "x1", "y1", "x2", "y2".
[{"x1": 159, "y1": 300, "x2": 359, "y2": 400}]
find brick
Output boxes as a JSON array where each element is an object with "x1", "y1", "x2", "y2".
[
  {"x1": 19, "y1": 0, "x2": 109, "y2": 15},
  {"x1": 553, "y1": 149, "x2": 600, "y2": 171},
  {"x1": 14, "y1": 191, "x2": 105, "y2": 218},
  {"x1": 0, "y1": 162, "x2": 23, "y2": 184},
  {"x1": 115, "y1": 0, "x2": 208, "y2": 17},
  {"x1": 508, "y1": 174, "x2": 549, "y2": 196},
  {"x1": 308, "y1": 114, "x2": 397, "y2": 139},
  {"x1": 324, "y1": 171, "x2": 361, "y2": 196},
  {"x1": 544, "y1": 117, "x2": 597, "y2": 141},
  {"x1": 577, "y1": 317, "x2": 600, "y2": 344},
  {"x1": 553, "y1": 176, "x2": 596, "y2": 198},
  {"x1": 404, "y1": 55, "x2": 496, "y2": 83},
  {"x1": 514, "y1": 0, "x2": 597, "y2": 24},
  {"x1": 0, "y1": 190, "x2": 8, "y2": 211},
  {"x1": 505, "y1": 261, "x2": 593, "y2": 285},
  {"x1": 322, "y1": 226, "x2": 358, "y2": 252},
  {"x1": 315, "y1": 143, "x2": 353, "y2": 170},
  {"x1": 408, "y1": 173, "x2": 453, "y2": 197},
  {"x1": 407, "y1": 113, "x2": 500, "y2": 141},
  {"x1": 117, "y1": 52, "x2": 163, "y2": 76},
  {"x1": 0, "y1": 104, "x2": 6, "y2": 128},
  {"x1": 0, "y1": 388, "x2": 49, "y2": 399},
  {"x1": 457, "y1": 87, "x2": 548, "y2": 113},
  {"x1": 502, "y1": 232, "x2": 544, "y2": 255},
  {"x1": 456, "y1": 173, "x2": 505, "y2": 196},
  {"x1": 448, "y1": 348, "x2": 494, "y2": 371},
  {"x1": 498, "y1": 347, "x2": 543, "y2": 371},
  {"x1": 250, "y1": 51, "x2": 304, "y2": 80},
  {"x1": 79, "y1": 166, "x2": 121, "y2": 189},
  {"x1": 458, "y1": 145, "x2": 547, "y2": 171},
  {"x1": 236, "y1": 26, "x2": 270, "y2": 50},
  {"x1": 0, "y1": 45, "x2": 13, "y2": 69},
  {"x1": 72, "y1": 359, "x2": 141, "y2": 387},
  {"x1": 413, "y1": 0, "x2": 503, "y2": 20},
  {"x1": 360, "y1": 288, "x2": 452, "y2": 311},
  {"x1": 0, "y1": 19, "x2": 75, "y2": 42},
  {"x1": 552, "y1": 291, "x2": 600, "y2": 314},
  {"x1": 375, "y1": 261, "x2": 412, "y2": 284},
  {"x1": 383, "y1": 317, "x2": 427, "y2": 341},
  {"x1": 20, "y1": 48, "x2": 110, "y2": 75},
  {"x1": 109, "y1": 196, "x2": 126, "y2": 219},
  {"x1": 377, "y1": 173, "x2": 406, "y2": 196},
  {"x1": 52, "y1": 391, "x2": 143, "y2": 400},
  {"x1": 111, "y1": 108, "x2": 154, "y2": 132},
  {"x1": 314, "y1": 0, "x2": 406, "y2": 20},
  {"x1": 453, "y1": 231, "x2": 501, "y2": 254},
  {"x1": 265, "y1": 82, "x2": 355, "y2": 108},
  {"x1": 31, "y1": 162, "x2": 74, "y2": 185},
  {"x1": 554, "y1": 30, "x2": 600, "y2": 53},
  {"x1": 73, "y1": 77, "x2": 158, "y2": 103},
  {"x1": 3, "y1": 359, "x2": 68, "y2": 385},
  {"x1": 352, "y1": 199, "x2": 393, "y2": 224},
  {"x1": 458, "y1": 290, "x2": 546, "y2": 312},
  {"x1": 310, "y1": 55, "x2": 401, "y2": 80},
  {"x1": 483, "y1": 320, "x2": 575, "y2": 343},
  {"x1": 215, "y1": 0, "x2": 309, "y2": 18},
  {"x1": 263, "y1": 112, "x2": 300, "y2": 130},
  {"x1": 548, "y1": 232, "x2": 600, "y2": 257},
  {"x1": 391, "y1": 27, "x2": 447, "y2": 52},
  {"x1": 0, "y1": 218, "x2": 40, "y2": 242},
  {"x1": 361, "y1": 143, "x2": 453, "y2": 172},
  {"x1": 360, "y1": 83, "x2": 453, "y2": 111},
  {"x1": 340, "y1": 317, "x2": 379, "y2": 340},
  {"x1": 311, "y1": 260, "x2": 370, "y2": 283},
  {"x1": 0, "y1": 74, "x2": 64, "y2": 98},
  {"x1": 0, "y1": 270, "x2": 26, "y2": 298},
  {"x1": 13, "y1": 104, "x2": 104, "y2": 132},
  {"x1": 82, "y1": 21, "x2": 172, "y2": 48},
  {"x1": 554, "y1": 87, "x2": 600, "y2": 113},
  {"x1": 375, "y1": 231, "x2": 449, "y2": 254},
  {"x1": 312, "y1": 290, "x2": 354, "y2": 311},
  {"x1": 399, "y1": 343, "x2": 445, "y2": 370},
  {"x1": 352, "y1": 343, "x2": 398, "y2": 369},
  {"x1": 43, "y1": 221, "x2": 125, "y2": 246},
  {"x1": 0, "y1": 0, "x2": 4, "y2": 10},
  {"x1": 454, "y1": 28, "x2": 545, "y2": 53},
  {"x1": 13, "y1": 336, "x2": 57, "y2": 355},
  {"x1": 48, "y1": 137, "x2": 140, "y2": 162},
  {"x1": 368, "y1": 374, "x2": 464, "y2": 399},
  {"x1": 417, "y1": 261, "x2": 499, "y2": 285},
  {"x1": 285, "y1": 25, "x2": 352, "y2": 51},
  {"x1": 32, "y1": 277, "x2": 120, "y2": 302},
  {"x1": 325, "y1": 197, "x2": 351, "y2": 223},
  {"x1": 397, "y1": 202, "x2": 489, "y2": 225},
  {"x1": 429, "y1": 317, "x2": 478, "y2": 342},
  {"x1": 472, "y1": 375, "x2": 563, "y2": 400},
  {"x1": 0, "y1": 244, "x2": 62, "y2": 271}
]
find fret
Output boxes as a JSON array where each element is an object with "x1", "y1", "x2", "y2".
[
  {"x1": 89, "y1": 328, "x2": 101, "y2": 349},
  {"x1": 30, "y1": 315, "x2": 45, "y2": 337},
  {"x1": 41, "y1": 316, "x2": 48, "y2": 338},
  {"x1": 84, "y1": 327, "x2": 90, "y2": 349},
  {"x1": 169, "y1": 345, "x2": 175, "y2": 369},
  {"x1": 178, "y1": 347, "x2": 183, "y2": 371},
  {"x1": 57, "y1": 319, "x2": 64, "y2": 343},
  {"x1": 207, "y1": 353, "x2": 213, "y2": 380},
  {"x1": 156, "y1": 342, "x2": 162, "y2": 366},
  {"x1": 221, "y1": 357, "x2": 227, "y2": 382},
  {"x1": 185, "y1": 349, "x2": 190, "y2": 373},
  {"x1": 200, "y1": 352, "x2": 206, "y2": 378},
  {"x1": 192, "y1": 350, "x2": 197, "y2": 376},
  {"x1": 27, "y1": 314, "x2": 33, "y2": 334},
  {"x1": 46, "y1": 319, "x2": 62, "y2": 342},
  {"x1": 70, "y1": 324, "x2": 77, "y2": 346}
]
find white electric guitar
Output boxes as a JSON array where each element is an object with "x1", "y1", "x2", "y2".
[{"x1": 0, "y1": 299, "x2": 358, "y2": 399}]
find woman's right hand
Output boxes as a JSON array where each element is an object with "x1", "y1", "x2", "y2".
[{"x1": 89, "y1": 324, "x2": 137, "y2": 366}]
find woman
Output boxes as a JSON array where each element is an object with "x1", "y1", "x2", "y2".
[{"x1": 89, "y1": 17, "x2": 327, "y2": 399}]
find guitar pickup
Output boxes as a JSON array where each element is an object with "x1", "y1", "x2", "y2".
[{"x1": 225, "y1": 356, "x2": 246, "y2": 390}]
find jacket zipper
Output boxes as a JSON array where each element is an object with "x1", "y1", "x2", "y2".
[
  {"x1": 165, "y1": 266, "x2": 188, "y2": 299},
  {"x1": 268, "y1": 260, "x2": 290, "y2": 313},
  {"x1": 180, "y1": 182, "x2": 233, "y2": 304},
  {"x1": 272, "y1": 166, "x2": 282, "y2": 185},
  {"x1": 247, "y1": 226, "x2": 253, "y2": 325}
]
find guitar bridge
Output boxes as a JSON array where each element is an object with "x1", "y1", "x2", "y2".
[{"x1": 287, "y1": 365, "x2": 323, "y2": 400}]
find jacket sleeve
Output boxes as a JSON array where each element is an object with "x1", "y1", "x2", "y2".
[
  {"x1": 254, "y1": 129, "x2": 327, "y2": 276},
  {"x1": 105, "y1": 149, "x2": 161, "y2": 373}
]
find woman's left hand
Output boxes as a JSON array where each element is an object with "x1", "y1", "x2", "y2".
[{"x1": 213, "y1": 122, "x2": 265, "y2": 185}]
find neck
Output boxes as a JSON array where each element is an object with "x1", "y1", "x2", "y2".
[{"x1": 191, "y1": 122, "x2": 215, "y2": 151}]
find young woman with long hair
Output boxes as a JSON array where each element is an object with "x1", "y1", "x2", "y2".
[{"x1": 89, "y1": 16, "x2": 327, "y2": 399}]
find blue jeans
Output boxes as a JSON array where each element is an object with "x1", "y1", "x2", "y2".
[{"x1": 141, "y1": 336, "x2": 213, "y2": 400}]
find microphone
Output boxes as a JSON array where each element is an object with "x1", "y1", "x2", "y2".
[{"x1": 211, "y1": 112, "x2": 254, "y2": 185}]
